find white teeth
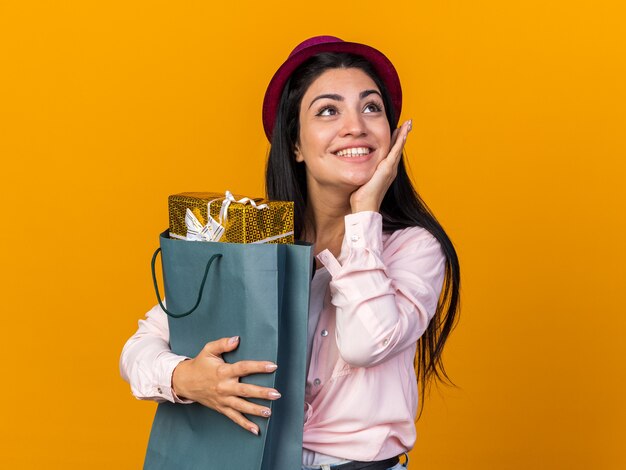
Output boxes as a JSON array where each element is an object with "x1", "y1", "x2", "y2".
[{"x1": 335, "y1": 147, "x2": 371, "y2": 157}]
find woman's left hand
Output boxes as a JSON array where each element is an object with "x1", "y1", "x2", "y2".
[{"x1": 350, "y1": 119, "x2": 412, "y2": 213}]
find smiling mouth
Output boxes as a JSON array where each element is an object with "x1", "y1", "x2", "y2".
[{"x1": 333, "y1": 147, "x2": 373, "y2": 158}]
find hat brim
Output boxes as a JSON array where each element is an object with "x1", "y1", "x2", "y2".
[{"x1": 262, "y1": 41, "x2": 402, "y2": 141}]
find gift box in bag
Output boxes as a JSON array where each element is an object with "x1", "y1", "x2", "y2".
[
  {"x1": 168, "y1": 191, "x2": 294, "y2": 244},
  {"x1": 145, "y1": 231, "x2": 313, "y2": 470}
]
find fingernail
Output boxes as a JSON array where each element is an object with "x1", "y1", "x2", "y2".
[
  {"x1": 408, "y1": 119, "x2": 413, "y2": 131},
  {"x1": 228, "y1": 336, "x2": 239, "y2": 345},
  {"x1": 268, "y1": 391, "x2": 281, "y2": 399},
  {"x1": 265, "y1": 363, "x2": 278, "y2": 372},
  {"x1": 262, "y1": 409, "x2": 271, "y2": 417},
  {"x1": 249, "y1": 426, "x2": 259, "y2": 435}
]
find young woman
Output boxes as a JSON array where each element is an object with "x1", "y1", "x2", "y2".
[{"x1": 121, "y1": 36, "x2": 460, "y2": 470}]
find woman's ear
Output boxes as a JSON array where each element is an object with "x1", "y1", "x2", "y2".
[{"x1": 294, "y1": 144, "x2": 304, "y2": 162}]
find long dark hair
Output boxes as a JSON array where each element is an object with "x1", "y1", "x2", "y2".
[{"x1": 265, "y1": 52, "x2": 461, "y2": 416}]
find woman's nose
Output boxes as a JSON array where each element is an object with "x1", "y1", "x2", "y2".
[{"x1": 339, "y1": 111, "x2": 366, "y2": 137}]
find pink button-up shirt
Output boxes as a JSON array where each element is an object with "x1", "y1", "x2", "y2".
[
  {"x1": 302, "y1": 212, "x2": 445, "y2": 461},
  {"x1": 120, "y1": 211, "x2": 445, "y2": 462}
]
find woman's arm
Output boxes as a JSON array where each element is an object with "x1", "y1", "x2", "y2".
[
  {"x1": 119, "y1": 303, "x2": 282, "y2": 435},
  {"x1": 120, "y1": 303, "x2": 192, "y2": 403},
  {"x1": 317, "y1": 211, "x2": 446, "y2": 368}
]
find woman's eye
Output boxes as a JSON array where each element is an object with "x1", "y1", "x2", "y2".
[
  {"x1": 364, "y1": 102, "x2": 383, "y2": 113},
  {"x1": 317, "y1": 106, "x2": 337, "y2": 116}
]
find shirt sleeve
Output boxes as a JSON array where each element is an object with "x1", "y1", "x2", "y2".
[
  {"x1": 119, "y1": 302, "x2": 194, "y2": 404},
  {"x1": 316, "y1": 211, "x2": 446, "y2": 368}
]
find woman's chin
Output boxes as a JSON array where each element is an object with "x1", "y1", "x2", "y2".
[
  {"x1": 341, "y1": 173, "x2": 375, "y2": 189},
  {"x1": 312, "y1": 172, "x2": 377, "y2": 196}
]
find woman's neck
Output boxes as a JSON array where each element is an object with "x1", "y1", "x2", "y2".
[{"x1": 304, "y1": 183, "x2": 352, "y2": 258}]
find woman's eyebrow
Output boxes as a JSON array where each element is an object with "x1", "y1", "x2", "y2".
[
  {"x1": 360, "y1": 89, "x2": 382, "y2": 99},
  {"x1": 308, "y1": 90, "x2": 382, "y2": 109},
  {"x1": 308, "y1": 94, "x2": 343, "y2": 109}
]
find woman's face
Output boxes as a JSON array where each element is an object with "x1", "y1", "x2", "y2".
[{"x1": 295, "y1": 67, "x2": 392, "y2": 194}]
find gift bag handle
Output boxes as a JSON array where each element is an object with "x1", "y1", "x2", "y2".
[{"x1": 151, "y1": 248, "x2": 222, "y2": 318}]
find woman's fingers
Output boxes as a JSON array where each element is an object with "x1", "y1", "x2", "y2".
[
  {"x1": 207, "y1": 392, "x2": 276, "y2": 436},
  {"x1": 227, "y1": 396, "x2": 273, "y2": 418},
  {"x1": 216, "y1": 364, "x2": 281, "y2": 400},
  {"x1": 216, "y1": 377, "x2": 280, "y2": 400},
  {"x1": 378, "y1": 120, "x2": 411, "y2": 180},
  {"x1": 234, "y1": 382, "x2": 281, "y2": 400},
  {"x1": 367, "y1": 121, "x2": 409, "y2": 184},
  {"x1": 188, "y1": 337, "x2": 280, "y2": 436},
  {"x1": 349, "y1": 119, "x2": 412, "y2": 213},
  {"x1": 388, "y1": 120, "x2": 411, "y2": 162},
  {"x1": 201, "y1": 335, "x2": 240, "y2": 357},
  {"x1": 218, "y1": 406, "x2": 261, "y2": 436},
  {"x1": 224, "y1": 360, "x2": 278, "y2": 378},
  {"x1": 390, "y1": 127, "x2": 401, "y2": 148}
]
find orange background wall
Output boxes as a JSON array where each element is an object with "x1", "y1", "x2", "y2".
[{"x1": 1, "y1": 1, "x2": 624, "y2": 468}]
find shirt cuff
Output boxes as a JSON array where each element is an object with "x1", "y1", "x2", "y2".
[
  {"x1": 158, "y1": 355, "x2": 194, "y2": 404},
  {"x1": 317, "y1": 211, "x2": 383, "y2": 277}
]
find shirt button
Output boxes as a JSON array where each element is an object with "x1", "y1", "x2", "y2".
[
  {"x1": 383, "y1": 338, "x2": 389, "y2": 346},
  {"x1": 351, "y1": 234, "x2": 360, "y2": 242},
  {"x1": 314, "y1": 378, "x2": 321, "y2": 386},
  {"x1": 321, "y1": 329, "x2": 328, "y2": 337},
  {"x1": 157, "y1": 387, "x2": 163, "y2": 394}
]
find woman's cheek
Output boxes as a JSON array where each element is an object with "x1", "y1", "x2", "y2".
[{"x1": 376, "y1": 147, "x2": 389, "y2": 165}]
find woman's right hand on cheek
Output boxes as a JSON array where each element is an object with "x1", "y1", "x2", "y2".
[{"x1": 171, "y1": 336, "x2": 280, "y2": 436}]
